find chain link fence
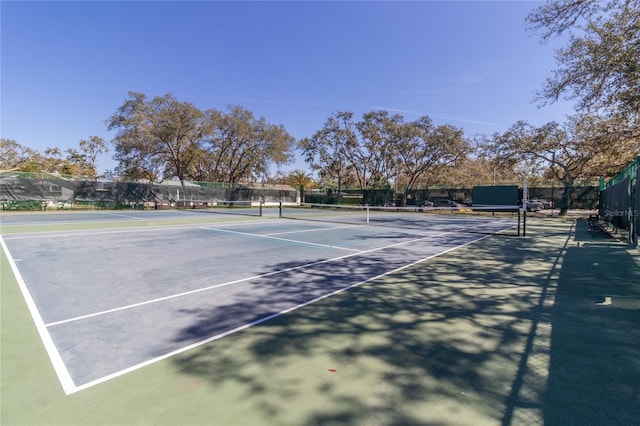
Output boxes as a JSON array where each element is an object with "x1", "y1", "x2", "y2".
[
  {"x1": 304, "y1": 184, "x2": 599, "y2": 211},
  {"x1": 0, "y1": 172, "x2": 297, "y2": 211},
  {"x1": 599, "y1": 155, "x2": 640, "y2": 246}
]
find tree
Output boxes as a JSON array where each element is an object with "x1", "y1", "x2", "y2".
[
  {"x1": 571, "y1": 114, "x2": 640, "y2": 178},
  {"x1": 442, "y1": 156, "x2": 496, "y2": 187},
  {"x1": 202, "y1": 105, "x2": 295, "y2": 186},
  {"x1": 0, "y1": 139, "x2": 36, "y2": 170},
  {"x1": 79, "y1": 136, "x2": 109, "y2": 180},
  {"x1": 490, "y1": 115, "x2": 639, "y2": 214},
  {"x1": 301, "y1": 110, "x2": 472, "y2": 204},
  {"x1": 354, "y1": 111, "x2": 402, "y2": 189},
  {"x1": 527, "y1": 0, "x2": 640, "y2": 124},
  {"x1": 0, "y1": 140, "x2": 94, "y2": 176},
  {"x1": 395, "y1": 117, "x2": 469, "y2": 205},
  {"x1": 59, "y1": 148, "x2": 87, "y2": 176},
  {"x1": 34, "y1": 147, "x2": 87, "y2": 176},
  {"x1": 301, "y1": 110, "x2": 404, "y2": 193},
  {"x1": 470, "y1": 134, "x2": 520, "y2": 185},
  {"x1": 1, "y1": 137, "x2": 106, "y2": 179},
  {"x1": 287, "y1": 169, "x2": 316, "y2": 203},
  {"x1": 108, "y1": 92, "x2": 207, "y2": 184},
  {"x1": 41, "y1": 147, "x2": 68, "y2": 174},
  {"x1": 299, "y1": 111, "x2": 358, "y2": 200}
]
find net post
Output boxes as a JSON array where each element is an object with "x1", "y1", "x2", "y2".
[
  {"x1": 522, "y1": 181, "x2": 528, "y2": 237},
  {"x1": 279, "y1": 201, "x2": 282, "y2": 218},
  {"x1": 518, "y1": 208, "x2": 521, "y2": 236},
  {"x1": 366, "y1": 205, "x2": 370, "y2": 225},
  {"x1": 259, "y1": 201, "x2": 263, "y2": 217}
]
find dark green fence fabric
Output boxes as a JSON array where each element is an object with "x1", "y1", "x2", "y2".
[
  {"x1": 600, "y1": 155, "x2": 640, "y2": 245},
  {"x1": 0, "y1": 173, "x2": 297, "y2": 210}
]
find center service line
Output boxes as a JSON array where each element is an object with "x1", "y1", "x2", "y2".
[{"x1": 200, "y1": 226, "x2": 362, "y2": 251}]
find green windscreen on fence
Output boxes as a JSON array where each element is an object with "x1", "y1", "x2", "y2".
[
  {"x1": 600, "y1": 155, "x2": 640, "y2": 245},
  {"x1": 636, "y1": 161, "x2": 640, "y2": 241},
  {"x1": 0, "y1": 171, "x2": 298, "y2": 211},
  {"x1": 472, "y1": 185, "x2": 519, "y2": 207}
]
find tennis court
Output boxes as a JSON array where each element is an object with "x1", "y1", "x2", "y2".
[
  {"x1": 3, "y1": 208, "x2": 640, "y2": 425},
  {"x1": 1, "y1": 208, "x2": 517, "y2": 395}
]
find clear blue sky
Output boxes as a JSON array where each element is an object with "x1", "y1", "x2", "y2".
[{"x1": 1, "y1": 1, "x2": 574, "y2": 175}]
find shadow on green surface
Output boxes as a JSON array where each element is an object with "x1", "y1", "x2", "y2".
[
  {"x1": 9, "y1": 217, "x2": 637, "y2": 425},
  {"x1": 544, "y1": 220, "x2": 640, "y2": 425},
  {"x1": 171, "y1": 221, "x2": 573, "y2": 424}
]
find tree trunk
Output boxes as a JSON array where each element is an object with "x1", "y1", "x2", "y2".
[{"x1": 558, "y1": 183, "x2": 575, "y2": 216}]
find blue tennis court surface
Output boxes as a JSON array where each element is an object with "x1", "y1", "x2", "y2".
[
  {"x1": 1, "y1": 210, "x2": 516, "y2": 394},
  {"x1": 0, "y1": 207, "x2": 270, "y2": 226}
]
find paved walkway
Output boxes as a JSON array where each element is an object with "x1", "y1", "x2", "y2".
[{"x1": 541, "y1": 219, "x2": 640, "y2": 425}]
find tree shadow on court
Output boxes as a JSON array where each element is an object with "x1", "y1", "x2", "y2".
[
  {"x1": 168, "y1": 220, "x2": 590, "y2": 424},
  {"x1": 542, "y1": 220, "x2": 640, "y2": 425}
]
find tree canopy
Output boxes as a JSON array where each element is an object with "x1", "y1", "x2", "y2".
[
  {"x1": 107, "y1": 92, "x2": 295, "y2": 185},
  {"x1": 299, "y1": 110, "x2": 470, "y2": 204},
  {"x1": 108, "y1": 92, "x2": 208, "y2": 183},
  {"x1": 287, "y1": 169, "x2": 316, "y2": 203},
  {"x1": 490, "y1": 114, "x2": 640, "y2": 213},
  {"x1": 527, "y1": 0, "x2": 640, "y2": 125},
  {"x1": 5, "y1": 0, "x2": 638, "y2": 199},
  {"x1": 201, "y1": 106, "x2": 294, "y2": 186},
  {"x1": 0, "y1": 137, "x2": 107, "y2": 178},
  {"x1": 0, "y1": 138, "x2": 37, "y2": 171}
]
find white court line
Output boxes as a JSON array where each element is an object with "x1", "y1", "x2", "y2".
[
  {"x1": 1, "y1": 218, "x2": 282, "y2": 240},
  {"x1": 6, "y1": 218, "x2": 505, "y2": 394},
  {"x1": 44, "y1": 228, "x2": 462, "y2": 328},
  {"x1": 2, "y1": 225, "x2": 206, "y2": 240},
  {"x1": 200, "y1": 226, "x2": 362, "y2": 251},
  {"x1": 0, "y1": 218, "x2": 141, "y2": 227},
  {"x1": 264, "y1": 224, "x2": 362, "y2": 236},
  {"x1": 70, "y1": 231, "x2": 495, "y2": 394},
  {"x1": 0, "y1": 236, "x2": 77, "y2": 394},
  {"x1": 101, "y1": 212, "x2": 147, "y2": 220},
  {"x1": 0, "y1": 211, "x2": 167, "y2": 227}
]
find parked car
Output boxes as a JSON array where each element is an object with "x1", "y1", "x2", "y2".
[
  {"x1": 530, "y1": 199, "x2": 553, "y2": 209},
  {"x1": 432, "y1": 199, "x2": 464, "y2": 208},
  {"x1": 521, "y1": 200, "x2": 544, "y2": 211}
]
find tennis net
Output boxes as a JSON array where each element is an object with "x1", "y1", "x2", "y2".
[
  {"x1": 177, "y1": 200, "x2": 264, "y2": 217},
  {"x1": 279, "y1": 203, "x2": 523, "y2": 236}
]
